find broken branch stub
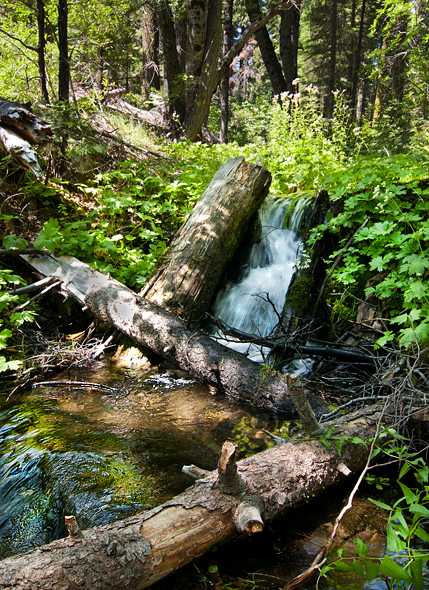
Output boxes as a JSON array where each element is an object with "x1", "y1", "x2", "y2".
[{"x1": 217, "y1": 441, "x2": 264, "y2": 535}]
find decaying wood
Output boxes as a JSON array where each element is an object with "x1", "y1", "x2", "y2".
[
  {"x1": 0, "y1": 98, "x2": 52, "y2": 176},
  {"x1": 144, "y1": 157, "x2": 272, "y2": 319},
  {"x1": 0, "y1": 409, "x2": 381, "y2": 590},
  {"x1": 105, "y1": 96, "x2": 168, "y2": 130},
  {"x1": 21, "y1": 252, "x2": 326, "y2": 415}
]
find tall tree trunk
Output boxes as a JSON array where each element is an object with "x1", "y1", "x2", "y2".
[
  {"x1": 391, "y1": 15, "x2": 407, "y2": 102},
  {"x1": 156, "y1": 1, "x2": 186, "y2": 127},
  {"x1": 325, "y1": 0, "x2": 337, "y2": 118},
  {"x1": 220, "y1": 0, "x2": 234, "y2": 142},
  {"x1": 245, "y1": 0, "x2": 288, "y2": 96},
  {"x1": 372, "y1": 36, "x2": 387, "y2": 127},
  {"x1": 141, "y1": 7, "x2": 158, "y2": 101},
  {"x1": 37, "y1": 0, "x2": 50, "y2": 103},
  {"x1": 182, "y1": 0, "x2": 223, "y2": 140},
  {"x1": 279, "y1": 0, "x2": 301, "y2": 93},
  {"x1": 351, "y1": 0, "x2": 366, "y2": 115},
  {"x1": 57, "y1": 0, "x2": 69, "y2": 102}
]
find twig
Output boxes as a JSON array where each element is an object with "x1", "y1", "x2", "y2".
[{"x1": 8, "y1": 280, "x2": 62, "y2": 313}]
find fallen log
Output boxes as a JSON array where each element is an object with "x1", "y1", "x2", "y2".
[
  {"x1": 143, "y1": 157, "x2": 271, "y2": 319},
  {"x1": 0, "y1": 406, "x2": 381, "y2": 590},
  {"x1": 21, "y1": 252, "x2": 326, "y2": 415},
  {"x1": 0, "y1": 98, "x2": 52, "y2": 176}
]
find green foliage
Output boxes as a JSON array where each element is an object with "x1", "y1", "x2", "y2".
[
  {"x1": 33, "y1": 156, "x2": 223, "y2": 287},
  {"x1": 0, "y1": 266, "x2": 35, "y2": 373},
  {"x1": 265, "y1": 87, "x2": 350, "y2": 193},
  {"x1": 321, "y1": 431, "x2": 429, "y2": 590},
  {"x1": 309, "y1": 152, "x2": 429, "y2": 347}
]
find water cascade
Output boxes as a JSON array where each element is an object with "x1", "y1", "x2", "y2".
[{"x1": 211, "y1": 194, "x2": 312, "y2": 362}]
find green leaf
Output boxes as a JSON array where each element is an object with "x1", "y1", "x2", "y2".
[
  {"x1": 335, "y1": 561, "x2": 354, "y2": 572},
  {"x1": 398, "y1": 481, "x2": 417, "y2": 504},
  {"x1": 364, "y1": 560, "x2": 380, "y2": 582},
  {"x1": 386, "y1": 523, "x2": 407, "y2": 552},
  {"x1": 355, "y1": 538, "x2": 368, "y2": 558},
  {"x1": 409, "y1": 503, "x2": 429, "y2": 518},
  {"x1": 0, "y1": 356, "x2": 22, "y2": 372},
  {"x1": 410, "y1": 557, "x2": 424, "y2": 590},
  {"x1": 352, "y1": 560, "x2": 365, "y2": 579},
  {"x1": 379, "y1": 556, "x2": 411, "y2": 582},
  {"x1": 2, "y1": 234, "x2": 27, "y2": 251},
  {"x1": 414, "y1": 526, "x2": 429, "y2": 543}
]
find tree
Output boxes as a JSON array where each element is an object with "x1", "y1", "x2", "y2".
[
  {"x1": 279, "y1": 0, "x2": 301, "y2": 93},
  {"x1": 155, "y1": 0, "x2": 297, "y2": 140},
  {"x1": 220, "y1": 0, "x2": 234, "y2": 142},
  {"x1": 245, "y1": 0, "x2": 288, "y2": 96},
  {"x1": 141, "y1": 5, "x2": 159, "y2": 101},
  {"x1": 58, "y1": 0, "x2": 69, "y2": 102}
]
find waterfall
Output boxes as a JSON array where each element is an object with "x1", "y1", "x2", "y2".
[{"x1": 211, "y1": 194, "x2": 312, "y2": 362}]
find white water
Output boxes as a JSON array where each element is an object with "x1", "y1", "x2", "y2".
[{"x1": 212, "y1": 195, "x2": 311, "y2": 362}]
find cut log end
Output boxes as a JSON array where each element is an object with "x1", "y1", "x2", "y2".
[{"x1": 233, "y1": 502, "x2": 264, "y2": 535}]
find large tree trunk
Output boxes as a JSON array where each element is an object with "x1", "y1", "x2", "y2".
[
  {"x1": 144, "y1": 157, "x2": 271, "y2": 320},
  {"x1": 0, "y1": 405, "x2": 380, "y2": 590},
  {"x1": 21, "y1": 252, "x2": 325, "y2": 416},
  {"x1": 279, "y1": 0, "x2": 301, "y2": 93},
  {"x1": 141, "y1": 7, "x2": 159, "y2": 101},
  {"x1": 58, "y1": 0, "x2": 70, "y2": 102},
  {"x1": 219, "y1": 0, "x2": 234, "y2": 143},
  {"x1": 37, "y1": 0, "x2": 50, "y2": 103}
]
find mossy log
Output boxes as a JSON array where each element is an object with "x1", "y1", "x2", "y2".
[
  {"x1": 0, "y1": 406, "x2": 381, "y2": 590},
  {"x1": 143, "y1": 157, "x2": 271, "y2": 319}
]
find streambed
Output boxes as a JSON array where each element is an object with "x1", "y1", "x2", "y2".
[{"x1": 0, "y1": 358, "x2": 277, "y2": 560}]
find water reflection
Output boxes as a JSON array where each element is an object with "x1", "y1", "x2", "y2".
[{"x1": 0, "y1": 360, "x2": 275, "y2": 559}]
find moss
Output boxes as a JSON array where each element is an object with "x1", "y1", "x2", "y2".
[{"x1": 286, "y1": 274, "x2": 315, "y2": 315}]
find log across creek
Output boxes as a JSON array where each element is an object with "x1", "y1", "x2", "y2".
[
  {"x1": 0, "y1": 406, "x2": 381, "y2": 590},
  {"x1": 20, "y1": 252, "x2": 325, "y2": 416}
]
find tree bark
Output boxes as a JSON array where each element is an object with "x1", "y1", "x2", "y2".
[
  {"x1": 144, "y1": 157, "x2": 271, "y2": 320},
  {"x1": 58, "y1": 0, "x2": 70, "y2": 102},
  {"x1": 245, "y1": 0, "x2": 288, "y2": 96},
  {"x1": 325, "y1": 0, "x2": 337, "y2": 118},
  {"x1": 351, "y1": 0, "x2": 366, "y2": 115},
  {"x1": 21, "y1": 251, "x2": 326, "y2": 416},
  {"x1": 141, "y1": 6, "x2": 159, "y2": 101},
  {"x1": 279, "y1": 0, "x2": 301, "y2": 93},
  {"x1": 37, "y1": 0, "x2": 50, "y2": 103},
  {"x1": 0, "y1": 407, "x2": 380, "y2": 590},
  {"x1": 220, "y1": 0, "x2": 234, "y2": 142}
]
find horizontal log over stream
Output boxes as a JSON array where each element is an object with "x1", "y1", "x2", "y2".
[
  {"x1": 0, "y1": 405, "x2": 382, "y2": 590},
  {"x1": 21, "y1": 253, "x2": 327, "y2": 415}
]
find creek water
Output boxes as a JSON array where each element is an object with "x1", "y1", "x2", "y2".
[{"x1": 0, "y1": 361, "x2": 280, "y2": 561}]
